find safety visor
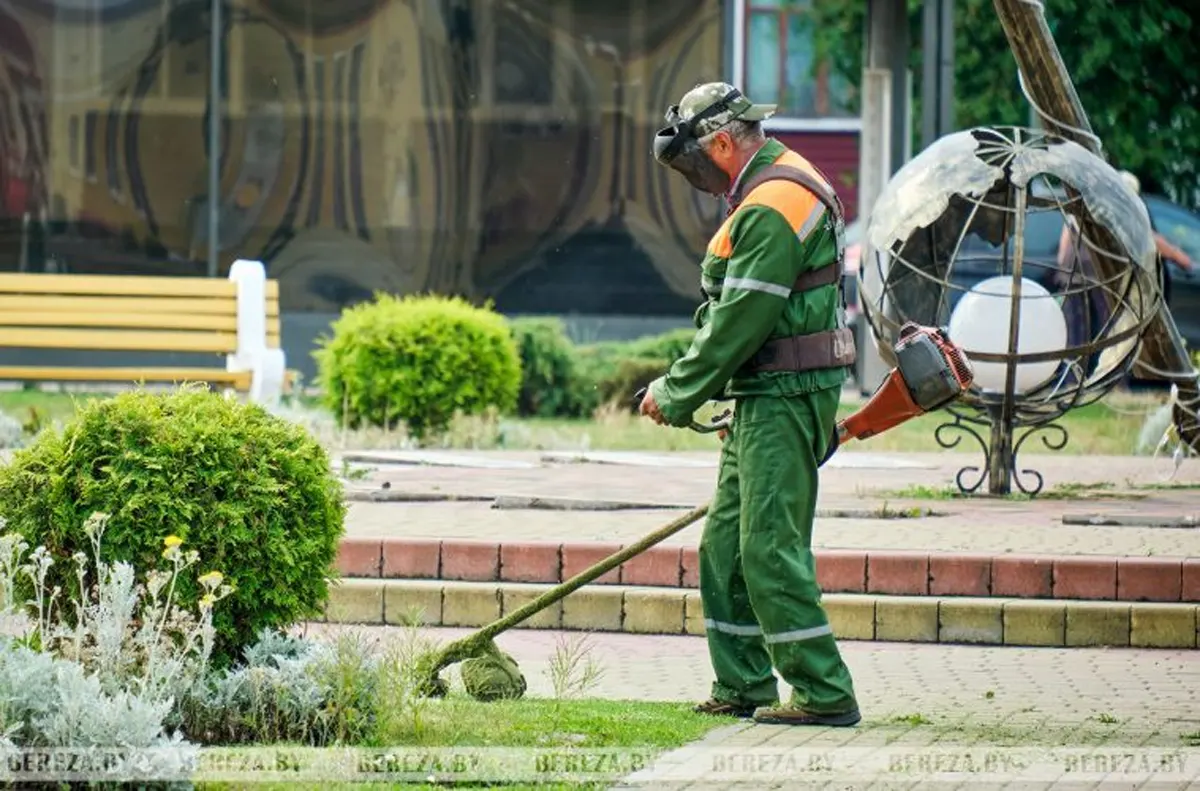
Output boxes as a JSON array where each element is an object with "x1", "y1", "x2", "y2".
[{"x1": 652, "y1": 88, "x2": 747, "y2": 165}]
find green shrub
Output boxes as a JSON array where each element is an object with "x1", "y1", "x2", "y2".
[
  {"x1": 0, "y1": 386, "x2": 346, "y2": 666},
  {"x1": 625, "y1": 327, "x2": 697, "y2": 361},
  {"x1": 596, "y1": 357, "x2": 671, "y2": 411},
  {"x1": 510, "y1": 317, "x2": 588, "y2": 418},
  {"x1": 314, "y1": 293, "x2": 522, "y2": 439},
  {"x1": 573, "y1": 328, "x2": 695, "y2": 412}
]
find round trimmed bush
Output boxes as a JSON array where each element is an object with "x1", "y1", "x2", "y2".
[
  {"x1": 0, "y1": 386, "x2": 346, "y2": 666},
  {"x1": 510, "y1": 317, "x2": 588, "y2": 418},
  {"x1": 314, "y1": 293, "x2": 522, "y2": 439}
]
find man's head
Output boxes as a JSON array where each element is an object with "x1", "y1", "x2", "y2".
[
  {"x1": 1119, "y1": 170, "x2": 1141, "y2": 196},
  {"x1": 652, "y1": 82, "x2": 774, "y2": 195}
]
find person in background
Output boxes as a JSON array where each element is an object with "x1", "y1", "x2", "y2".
[{"x1": 1118, "y1": 171, "x2": 1193, "y2": 274}]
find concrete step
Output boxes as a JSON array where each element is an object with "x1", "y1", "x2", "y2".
[
  {"x1": 322, "y1": 578, "x2": 1200, "y2": 650},
  {"x1": 334, "y1": 537, "x2": 1200, "y2": 604}
]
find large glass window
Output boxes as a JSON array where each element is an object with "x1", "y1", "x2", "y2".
[
  {"x1": 743, "y1": 0, "x2": 855, "y2": 120},
  {"x1": 0, "y1": 0, "x2": 727, "y2": 335}
]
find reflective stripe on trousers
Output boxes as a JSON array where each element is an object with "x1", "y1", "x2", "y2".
[{"x1": 705, "y1": 619, "x2": 834, "y2": 643}]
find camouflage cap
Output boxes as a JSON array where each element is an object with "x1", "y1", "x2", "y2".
[{"x1": 673, "y1": 82, "x2": 776, "y2": 137}]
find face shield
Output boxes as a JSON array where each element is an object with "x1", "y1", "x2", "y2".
[{"x1": 652, "y1": 89, "x2": 747, "y2": 195}]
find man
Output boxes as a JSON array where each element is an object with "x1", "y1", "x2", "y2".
[
  {"x1": 638, "y1": 82, "x2": 860, "y2": 727},
  {"x1": 1118, "y1": 171, "x2": 1192, "y2": 275}
]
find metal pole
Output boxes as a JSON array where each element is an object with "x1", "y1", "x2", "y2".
[
  {"x1": 206, "y1": 0, "x2": 221, "y2": 277},
  {"x1": 921, "y1": 0, "x2": 955, "y2": 148},
  {"x1": 857, "y1": 0, "x2": 908, "y2": 390}
]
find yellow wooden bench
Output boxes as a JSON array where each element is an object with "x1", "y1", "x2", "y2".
[{"x1": 0, "y1": 259, "x2": 289, "y2": 403}]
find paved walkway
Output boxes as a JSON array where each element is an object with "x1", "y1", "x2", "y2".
[
  {"x1": 340, "y1": 451, "x2": 1200, "y2": 557},
  {"x1": 306, "y1": 624, "x2": 1200, "y2": 788}
]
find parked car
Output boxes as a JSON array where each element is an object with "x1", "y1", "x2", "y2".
[{"x1": 1143, "y1": 193, "x2": 1200, "y2": 345}]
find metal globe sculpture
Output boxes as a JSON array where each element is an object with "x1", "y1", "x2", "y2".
[{"x1": 858, "y1": 126, "x2": 1162, "y2": 495}]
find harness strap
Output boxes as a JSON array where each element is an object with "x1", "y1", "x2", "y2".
[
  {"x1": 736, "y1": 163, "x2": 848, "y2": 293},
  {"x1": 741, "y1": 328, "x2": 857, "y2": 373},
  {"x1": 733, "y1": 161, "x2": 857, "y2": 375}
]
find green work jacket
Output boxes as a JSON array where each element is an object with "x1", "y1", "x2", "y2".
[{"x1": 649, "y1": 138, "x2": 849, "y2": 427}]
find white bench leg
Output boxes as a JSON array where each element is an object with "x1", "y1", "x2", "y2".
[
  {"x1": 226, "y1": 258, "x2": 287, "y2": 405},
  {"x1": 250, "y1": 348, "x2": 286, "y2": 405}
]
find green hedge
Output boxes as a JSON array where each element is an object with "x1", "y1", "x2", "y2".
[
  {"x1": 514, "y1": 324, "x2": 696, "y2": 418},
  {"x1": 509, "y1": 317, "x2": 590, "y2": 418}
]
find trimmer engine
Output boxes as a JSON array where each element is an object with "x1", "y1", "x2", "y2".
[{"x1": 823, "y1": 322, "x2": 974, "y2": 464}]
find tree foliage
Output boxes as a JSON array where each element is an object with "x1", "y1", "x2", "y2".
[{"x1": 808, "y1": 0, "x2": 1198, "y2": 208}]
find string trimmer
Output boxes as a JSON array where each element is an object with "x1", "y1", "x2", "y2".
[{"x1": 419, "y1": 323, "x2": 973, "y2": 701}]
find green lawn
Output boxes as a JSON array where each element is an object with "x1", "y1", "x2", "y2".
[
  {"x1": 195, "y1": 698, "x2": 719, "y2": 791},
  {"x1": 0, "y1": 387, "x2": 1167, "y2": 456}
]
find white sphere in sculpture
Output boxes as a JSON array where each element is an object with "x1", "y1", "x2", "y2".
[{"x1": 948, "y1": 275, "x2": 1068, "y2": 394}]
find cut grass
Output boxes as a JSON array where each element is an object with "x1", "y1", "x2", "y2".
[
  {"x1": 193, "y1": 698, "x2": 720, "y2": 791},
  {"x1": 0, "y1": 388, "x2": 1166, "y2": 456},
  {"x1": 375, "y1": 698, "x2": 719, "y2": 748}
]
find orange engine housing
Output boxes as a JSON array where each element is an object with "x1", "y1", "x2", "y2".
[{"x1": 836, "y1": 323, "x2": 974, "y2": 445}]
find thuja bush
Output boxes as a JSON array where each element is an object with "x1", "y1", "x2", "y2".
[
  {"x1": 509, "y1": 317, "x2": 590, "y2": 418},
  {"x1": 314, "y1": 293, "x2": 522, "y2": 440},
  {"x1": 0, "y1": 386, "x2": 346, "y2": 666}
]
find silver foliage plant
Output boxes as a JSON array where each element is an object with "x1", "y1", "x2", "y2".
[
  {"x1": 0, "y1": 512, "x2": 233, "y2": 749},
  {"x1": 0, "y1": 511, "x2": 442, "y2": 755}
]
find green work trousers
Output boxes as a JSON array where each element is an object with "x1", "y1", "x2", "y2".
[{"x1": 698, "y1": 388, "x2": 858, "y2": 713}]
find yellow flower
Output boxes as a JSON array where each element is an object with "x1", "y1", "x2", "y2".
[
  {"x1": 198, "y1": 571, "x2": 224, "y2": 590},
  {"x1": 199, "y1": 594, "x2": 215, "y2": 610},
  {"x1": 163, "y1": 535, "x2": 183, "y2": 549}
]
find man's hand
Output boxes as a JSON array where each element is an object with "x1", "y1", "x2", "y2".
[{"x1": 638, "y1": 388, "x2": 667, "y2": 425}]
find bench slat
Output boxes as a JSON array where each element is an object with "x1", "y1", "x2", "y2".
[
  {"x1": 0, "y1": 312, "x2": 239, "y2": 331},
  {"x1": 0, "y1": 328, "x2": 238, "y2": 354},
  {"x1": 0, "y1": 273, "x2": 236, "y2": 298},
  {"x1": 0, "y1": 366, "x2": 252, "y2": 388},
  {"x1": 0, "y1": 317, "x2": 277, "y2": 345},
  {"x1": 0, "y1": 274, "x2": 280, "y2": 300},
  {"x1": 0, "y1": 296, "x2": 238, "y2": 315}
]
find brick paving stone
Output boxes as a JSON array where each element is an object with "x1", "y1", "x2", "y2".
[
  {"x1": 929, "y1": 554, "x2": 993, "y2": 596},
  {"x1": 868, "y1": 555, "x2": 931, "y2": 596},
  {"x1": 992, "y1": 556, "x2": 1055, "y2": 598},
  {"x1": 341, "y1": 451, "x2": 1200, "y2": 559},
  {"x1": 1117, "y1": 558, "x2": 1184, "y2": 602},
  {"x1": 1183, "y1": 559, "x2": 1200, "y2": 602}
]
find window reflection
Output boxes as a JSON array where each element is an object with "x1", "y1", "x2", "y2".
[{"x1": 0, "y1": 0, "x2": 727, "y2": 319}]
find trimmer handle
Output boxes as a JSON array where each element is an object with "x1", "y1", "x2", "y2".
[{"x1": 632, "y1": 387, "x2": 732, "y2": 434}]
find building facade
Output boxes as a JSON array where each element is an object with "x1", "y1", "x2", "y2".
[{"x1": 0, "y1": 0, "x2": 860, "y2": 371}]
